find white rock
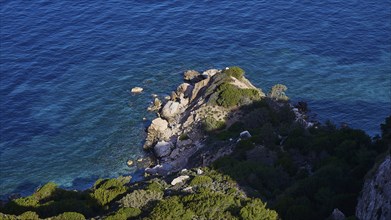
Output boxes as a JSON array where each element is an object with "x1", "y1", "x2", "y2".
[
  {"x1": 171, "y1": 175, "x2": 190, "y2": 185},
  {"x1": 162, "y1": 101, "x2": 180, "y2": 118},
  {"x1": 131, "y1": 87, "x2": 143, "y2": 93},
  {"x1": 196, "y1": 168, "x2": 203, "y2": 175},
  {"x1": 150, "y1": 118, "x2": 168, "y2": 132},
  {"x1": 154, "y1": 141, "x2": 174, "y2": 158},
  {"x1": 202, "y1": 69, "x2": 219, "y2": 78},
  {"x1": 126, "y1": 160, "x2": 134, "y2": 166}
]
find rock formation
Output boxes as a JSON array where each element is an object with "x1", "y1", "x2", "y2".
[{"x1": 356, "y1": 154, "x2": 391, "y2": 220}]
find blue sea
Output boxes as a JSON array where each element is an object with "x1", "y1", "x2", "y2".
[{"x1": 1, "y1": 0, "x2": 390, "y2": 198}]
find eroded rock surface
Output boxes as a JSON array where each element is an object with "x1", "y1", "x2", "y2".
[{"x1": 356, "y1": 154, "x2": 391, "y2": 220}]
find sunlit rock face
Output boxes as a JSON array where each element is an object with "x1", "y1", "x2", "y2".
[{"x1": 356, "y1": 155, "x2": 391, "y2": 220}]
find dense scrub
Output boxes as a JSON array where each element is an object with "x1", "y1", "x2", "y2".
[{"x1": 0, "y1": 168, "x2": 278, "y2": 219}]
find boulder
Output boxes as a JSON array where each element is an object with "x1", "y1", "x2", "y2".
[
  {"x1": 171, "y1": 175, "x2": 190, "y2": 185},
  {"x1": 126, "y1": 160, "x2": 134, "y2": 166},
  {"x1": 196, "y1": 168, "x2": 203, "y2": 175},
  {"x1": 240, "y1": 131, "x2": 252, "y2": 139},
  {"x1": 202, "y1": 69, "x2": 219, "y2": 79},
  {"x1": 147, "y1": 98, "x2": 162, "y2": 111},
  {"x1": 162, "y1": 101, "x2": 180, "y2": 119},
  {"x1": 329, "y1": 209, "x2": 345, "y2": 220},
  {"x1": 176, "y1": 83, "x2": 193, "y2": 98},
  {"x1": 190, "y1": 78, "x2": 210, "y2": 101},
  {"x1": 154, "y1": 141, "x2": 174, "y2": 158},
  {"x1": 131, "y1": 87, "x2": 143, "y2": 93},
  {"x1": 150, "y1": 118, "x2": 168, "y2": 132},
  {"x1": 184, "y1": 70, "x2": 201, "y2": 82}
]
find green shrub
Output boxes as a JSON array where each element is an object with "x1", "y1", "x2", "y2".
[
  {"x1": 119, "y1": 189, "x2": 163, "y2": 209},
  {"x1": 179, "y1": 133, "x2": 189, "y2": 140},
  {"x1": 202, "y1": 116, "x2": 226, "y2": 132},
  {"x1": 182, "y1": 190, "x2": 237, "y2": 219},
  {"x1": 0, "y1": 213, "x2": 17, "y2": 220},
  {"x1": 91, "y1": 177, "x2": 129, "y2": 206},
  {"x1": 146, "y1": 181, "x2": 165, "y2": 192},
  {"x1": 224, "y1": 66, "x2": 245, "y2": 80},
  {"x1": 216, "y1": 83, "x2": 261, "y2": 107},
  {"x1": 189, "y1": 175, "x2": 213, "y2": 186},
  {"x1": 105, "y1": 207, "x2": 141, "y2": 220},
  {"x1": 268, "y1": 84, "x2": 289, "y2": 101},
  {"x1": 33, "y1": 182, "x2": 58, "y2": 201},
  {"x1": 148, "y1": 197, "x2": 194, "y2": 220},
  {"x1": 240, "y1": 199, "x2": 278, "y2": 220},
  {"x1": 51, "y1": 212, "x2": 86, "y2": 220},
  {"x1": 18, "y1": 211, "x2": 39, "y2": 220}
]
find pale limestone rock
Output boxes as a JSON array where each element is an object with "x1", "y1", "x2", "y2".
[
  {"x1": 131, "y1": 87, "x2": 143, "y2": 93},
  {"x1": 162, "y1": 101, "x2": 180, "y2": 119},
  {"x1": 171, "y1": 175, "x2": 190, "y2": 185}
]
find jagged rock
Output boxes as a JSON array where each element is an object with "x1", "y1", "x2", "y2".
[
  {"x1": 147, "y1": 98, "x2": 162, "y2": 111},
  {"x1": 202, "y1": 69, "x2": 219, "y2": 79},
  {"x1": 240, "y1": 131, "x2": 252, "y2": 139},
  {"x1": 145, "y1": 164, "x2": 173, "y2": 175},
  {"x1": 329, "y1": 208, "x2": 345, "y2": 220},
  {"x1": 356, "y1": 155, "x2": 391, "y2": 220},
  {"x1": 184, "y1": 70, "x2": 201, "y2": 82},
  {"x1": 154, "y1": 141, "x2": 174, "y2": 158},
  {"x1": 162, "y1": 101, "x2": 180, "y2": 119},
  {"x1": 144, "y1": 118, "x2": 169, "y2": 149},
  {"x1": 171, "y1": 175, "x2": 190, "y2": 185},
  {"x1": 131, "y1": 87, "x2": 143, "y2": 93},
  {"x1": 176, "y1": 83, "x2": 193, "y2": 98},
  {"x1": 169, "y1": 148, "x2": 180, "y2": 159},
  {"x1": 190, "y1": 78, "x2": 210, "y2": 101},
  {"x1": 126, "y1": 160, "x2": 134, "y2": 166},
  {"x1": 176, "y1": 138, "x2": 192, "y2": 148}
]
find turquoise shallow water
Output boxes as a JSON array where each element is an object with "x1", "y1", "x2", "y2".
[{"x1": 1, "y1": 0, "x2": 390, "y2": 198}]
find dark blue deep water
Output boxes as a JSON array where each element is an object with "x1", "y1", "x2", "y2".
[{"x1": 1, "y1": 0, "x2": 390, "y2": 197}]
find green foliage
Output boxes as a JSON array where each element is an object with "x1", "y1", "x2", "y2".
[
  {"x1": 223, "y1": 66, "x2": 245, "y2": 80},
  {"x1": 216, "y1": 83, "x2": 261, "y2": 107},
  {"x1": 33, "y1": 182, "x2": 58, "y2": 201},
  {"x1": 105, "y1": 207, "x2": 141, "y2": 220},
  {"x1": 182, "y1": 190, "x2": 237, "y2": 219},
  {"x1": 18, "y1": 211, "x2": 40, "y2": 220},
  {"x1": 0, "y1": 213, "x2": 17, "y2": 220},
  {"x1": 119, "y1": 189, "x2": 163, "y2": 209},
  {"x1": 146, "y1": 181, "x2": 165, "y2": 192},
  {"x1": 189, "y1": 175, "x2": 213, "y2": 186},
  {"x1": 268, "y1": 84, "x2": 289, "y2": 101},
  {"x1": 148, "y1": 197, "x2": 194, "y2": 220},
  {"x1": 91, "y1": 177, "x2": 129, "y2": 206},
  {"x1": 179, "y1": 133, "x2": 189, "y2": 140},
  {"x1": 51, "y1": 212, "x2": 86, "y2": 220},
  {"x1": 202, "y1": 116, "x2": 226, "y2": 132},
  {"x1": 239, "y1": 199, "x2": 278, "y2": 220}
]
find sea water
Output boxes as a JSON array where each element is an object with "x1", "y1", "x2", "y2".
[{"x1": 1, "y1": 0, "x2": 390, "y2": 198}]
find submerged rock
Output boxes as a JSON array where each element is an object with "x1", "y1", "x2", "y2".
[{"x1": 131, "y1": 87, "x2": 143, "y2": 93}]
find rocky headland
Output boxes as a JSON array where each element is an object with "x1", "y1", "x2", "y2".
[{"x1": 0, "y1": 66, "x2": 390, "y2": 220}]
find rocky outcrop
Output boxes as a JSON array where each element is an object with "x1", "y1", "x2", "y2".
[
  {"x1": 143, "y1": 68, "x2": 267, "y2": 175},
  {"x1": 356, "y1": 154, "x2": 391, "y2": 220}
]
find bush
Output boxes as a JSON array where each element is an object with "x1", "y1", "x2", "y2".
[
  {"x1": 202, "y1": 116, "x2": 226, "y2": 132},
  {"x1": 91, "y1": 177, "x2": 129, "y2": 206},
  {"x1": 239, "y1": 199, "x2": 278, "y2": 220},
  {"x1": 119, "y1": 189, "x2": 163, "y2": 209},
  {"x1": 105, "y1": 207, "x2": 141, "y2": 220},
  {"x1": 51, "y1": 212, "x2": 86, "y2": 220},
  {"x1": 224, "y1": 66, "x2": 245, "y2": 80},
  {"x1": 189, "y1": 175, "x2": 213, "y2": 186},
  {"x1": 268, "y1": 84, "x2": 289, "y2": 101},
  {"x1": 148, "y1": 197, "x2": 194, "y2": 220},
  {"x1": 179, "y1": 133, "x2": 189, "y2": 140},
  {"x1": 18, "y1": 211, "x2": 40, "y2": 220},
  {"x1": 216, "y1": 83, "x2": 261, "y2": 107}
]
